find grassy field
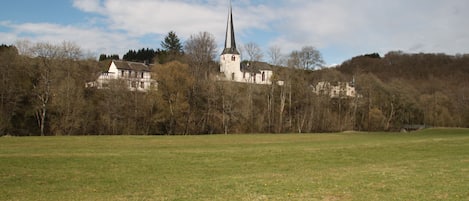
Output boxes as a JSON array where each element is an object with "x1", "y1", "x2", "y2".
[{"x1": 0, "y1": 128, "x2": 468, "y2": 201}]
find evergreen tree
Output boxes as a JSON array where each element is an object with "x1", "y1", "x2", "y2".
[
  {"x1": 161, "y1": 31, "x2": 183, "y2": 54},
  {"x1": 99, "y1": 54, "x2": 119, "y2": 61},
  {"x1": 122, "y1": 49, "x2": 156, "y2": 63}
]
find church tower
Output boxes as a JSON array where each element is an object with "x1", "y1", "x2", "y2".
[{"x1": 220, "y1": 0, "x2": 242, "y2": 81}]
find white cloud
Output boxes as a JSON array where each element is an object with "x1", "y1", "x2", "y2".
[
  {"x1": 72, "y1": 0, "x2": 103, "y2": 13},
  {"x1": 270, "y1": 0, "x2": 469, "y2": 61},
  {"x1": 104, "y1": 0, "x2": 225, "y2": 37},
  {"x1": 3, "y1": 0, "x2": 469, "y2": 64},
  {"x1": 0, "y1": 21, "x2": 141, "y2": 57},
  {"x1": 70, "y1": 0, "x2": 281, "y2": 44}
]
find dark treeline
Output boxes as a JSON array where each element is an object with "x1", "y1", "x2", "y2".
[{"x1": 1, "y1": 39, "x2": 469, "y2": 135}]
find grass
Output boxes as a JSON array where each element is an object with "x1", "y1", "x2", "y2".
[{"x1": 0, "y1": 128, "x2": 468, "y2": 200}]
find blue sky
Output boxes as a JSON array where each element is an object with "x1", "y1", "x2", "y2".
[{"x1": 1, "y1": 0, "x2": 469, "y2": 66}]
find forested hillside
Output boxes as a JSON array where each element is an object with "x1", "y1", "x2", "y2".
[
  {"x1": 1, "y1": 40, "x2": 468, "y2": 136},
  {"x1": 336, "y1": 52, "x2": 469, "y2": 129}
]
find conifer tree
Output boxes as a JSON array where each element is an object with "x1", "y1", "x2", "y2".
[{"x1": 161, "y1": 31, "x2": 183, "y2": 54}]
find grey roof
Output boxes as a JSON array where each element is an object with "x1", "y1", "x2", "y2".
[
  {"x1": 113, "y1": 60, "x2": 151, "y2": 72},
  {"x1": 221, "y1": 3, "x2": 239, "y2": 55},
  {"x1": 241, "y1": 61, "x2": 272, "y2": 73}
]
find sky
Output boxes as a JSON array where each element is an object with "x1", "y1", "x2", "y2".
[{"x1": 1, "y1": 0, "x2": 469, "y2": 66}]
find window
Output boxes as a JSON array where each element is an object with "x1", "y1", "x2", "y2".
[
  {"x1": 231, "y1": 73, "x2": 235, "y2": 81},
  {"x1": 231, "y1": 55, "x2": 236, "y2": 61},
  {"x1": 140, "y1": 82, "x2": 145, "y2": 89},
  {"x1": 121, "y1": 70, "x2": 125, "y2": 77},
  {"x1": 141, "y1": 72, "x2": 144, "y2": 78},
  {"x1": 253, "y1": 74, "x2": 256, "y2": 83},
  {"x1": 243, "y1": 72, "x2": 246, "y2": 79},
  {"x1": 262, "y1": 72, "x2": 265, "y2": 81},
  {"x1": 131, "y1": 81, "x2": 137, "y2": 88}
]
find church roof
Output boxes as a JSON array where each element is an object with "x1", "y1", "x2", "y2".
[
  {"x1": 241, "y1": 61, "x2": 272, "y2": 73},
  {"x1": 221, "y1": 3, "x2": 240, "y2": 55}
]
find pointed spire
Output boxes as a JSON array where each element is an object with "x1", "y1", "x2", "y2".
[{"x1": 222, "y1": 0, "x2": 239, "y2": 55}]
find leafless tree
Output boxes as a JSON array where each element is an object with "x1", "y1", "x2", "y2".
[
  {"x1": 29, "y1": 41, "x2": 82, "y2": 135},
  {"x1": 288, "y1": 46, "x2": 324, "y2": 70},
  {"x1": 267, "y1": 45, "x2": 284, "y2": 66},
  {"x1": 184, "y1": 31, "x2": 217, "y2": 79},
  {"x1": 244, "y1": 42, "x2": 263, "y2": 61}
]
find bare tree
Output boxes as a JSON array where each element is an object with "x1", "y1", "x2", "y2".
[
  {"x1": 244, "y1": 42, "x2": 263, "y2": 61},
  {"x1": 59, "y1": 41, "x2": 82, "y2": 60},
  {"x1": 184, "y1": 31, "x2": 217, "y2": 79},
  {"x1": 15, "y1": 39, "x2": 34, "y2": 56},
  {"x1": 154, "y1": 61, "x2": 195, "y2": 134},
  {"x1": 29, "y1": 41, "x2": 82, "y2": 136},
  {"x1": 267, "y1": 45, "x2": 284, "y2": 66},
  {"x1": 300, "y1": 46, "x2": 324, "y2": 70},
  {"x1": 288, "y1": 46, "x2": 324, "y2": 70},
  {"x1": 288, "y1": 50, "x2": 301, "y2": 69}
]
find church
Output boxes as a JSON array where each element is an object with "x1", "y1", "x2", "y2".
[{"x1": 219, "y1": 2, "x2": 274, "y2": 85}]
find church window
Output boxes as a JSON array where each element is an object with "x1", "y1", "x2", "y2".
[{"x1": 231, "y1": 55, "x2": 236, "y2": 61}]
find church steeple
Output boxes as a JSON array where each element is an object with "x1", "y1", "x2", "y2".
[{"x1": 222, "y1": 0, "x2": 239, "y2": 55}]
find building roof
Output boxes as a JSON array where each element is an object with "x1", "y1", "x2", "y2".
[
  {"x1": 241, "y1": 61, "x2": 272, "y2": 73},
  {"x1": 221, "y1": 2, "x2": 240, "y2": 55},
  {"x1": 112, "y1": 60, "x2": 151, "y2": 72}
]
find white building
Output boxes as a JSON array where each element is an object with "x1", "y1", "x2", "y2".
[
  {"x1": 219, "y1": 2, "x2": 274, "y2": 85},
  {"x1": 88, "y1": 60, "x2": 155, "y2": 91},
  {"x1": 312, "y1": 81, "x2": 358, "y2": 98}
]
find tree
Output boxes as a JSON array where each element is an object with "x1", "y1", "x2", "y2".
[
  {"x1": 59, "y1": 41, "x2": 82, "y2": 60},
  {"x1": 29, "y1": 41, "x2": 83, "y2": 136},
  {"x1": 243, "y1": 42, "x2": 263, "y2": 61},
  {"x1": 184, "y1": 31, "x2": 217, "y2": 79},
  {"x1": 161, "y1": 31, "x2": 183, "y2": 54},
  {"x1": 299, "y1": 46, "x2": 324, "y2": 70},
  {"x1": 288, "y1": 46, "x2": 324, "y2": 70},
  {"x1": 184, "y1": 32, "x2": 218, "y2": 134},
  {"x1": 30, "y1": 42, "x2": 59, "y2": 136},
  {"x1": 99, "y1": 54, "x2": 119, "y2": 61},
  {"x1": 0, "y1": 45, "x2": 31, "y2": 135},
  {"x1": 49, "y1": 73, "x2": 86, "y2": 135},
  {"x1": 154, "y1": 61, "x2": 194, "y2": 134},
  {"x1": 94, "y1": 79, "x2": 133, "y2": 135},
  {"x1": 267, "y1": 45, "x2": 284, "y2": 66},
  {"x1": 122, "y1": 48, "x2": 156, "y2": 63}
]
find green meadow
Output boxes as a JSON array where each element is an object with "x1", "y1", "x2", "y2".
[{"x1": 1, "y1": 128, "x2": 468, "y2": 200}]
